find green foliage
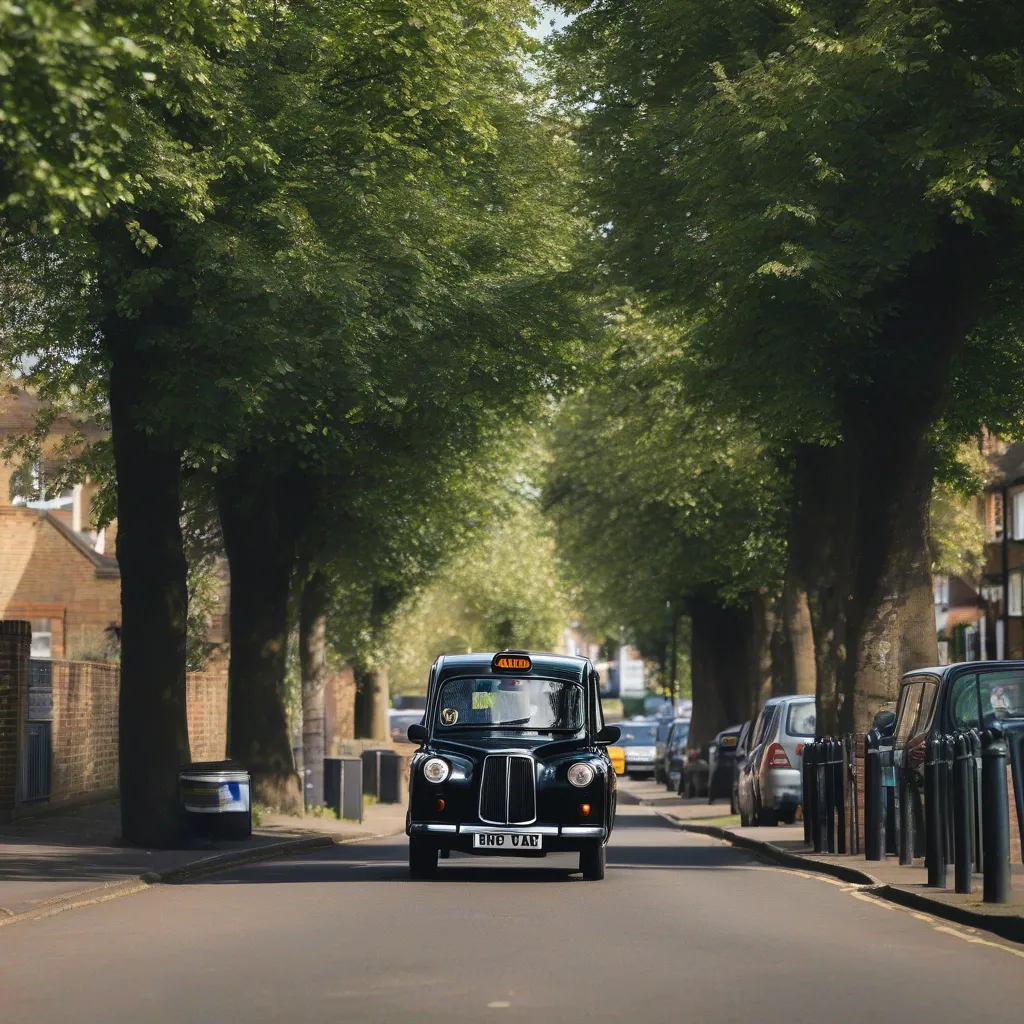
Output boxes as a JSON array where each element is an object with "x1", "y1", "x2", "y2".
[
  {"x1": 930, "y1": 443, "x2": 987, "y2": 580},
  {"x1": 549, "y1": 0, "x2": 1024, "y2": 447},
  {"x1": 386, "y1": 489, "x2": 573, "y2": 694},
  {"x1": 545, "y1": 304, "x2": 786, "y2": 654}
]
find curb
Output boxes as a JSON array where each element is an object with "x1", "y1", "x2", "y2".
[
  {"x1": 869, "y1": 883, "x2": 1024, "y2": 946},
  {"x1": 0, "y1": 832, "x2": 337, "y2": 929},
  {"x1": 660, "y1": 817, "x2": 878, "y2": 885},
  {"x1": 658, "y1": 812, "x2": 1024, "y2": 944}
]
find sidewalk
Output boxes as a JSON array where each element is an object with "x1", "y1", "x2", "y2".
[
  {"x1": 649, "y1": 793, "x2": 1024, "y2": 943},
  {"x1": 0, "y1": 798, "x2": 406, "y2": 925}
]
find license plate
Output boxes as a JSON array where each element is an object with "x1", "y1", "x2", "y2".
[{"x1": 472, "y1": 832, "x2": 543, "y2": 850}]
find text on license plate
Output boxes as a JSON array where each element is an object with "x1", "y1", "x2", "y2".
[{"x1": 472, "y1": 832, "x2": 543, "y2": 850}]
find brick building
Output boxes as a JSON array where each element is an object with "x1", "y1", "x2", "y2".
[{"x1": 0, "y1": 388, "x2": 121, "y2": 661}]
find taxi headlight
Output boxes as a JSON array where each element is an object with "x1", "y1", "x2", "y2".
[
  {"x1": 422, "y1": 757, "x2": 450, "y2": 784},
  {"x1": 567, "y1": 763, "x2": 595, "y2": 788}
]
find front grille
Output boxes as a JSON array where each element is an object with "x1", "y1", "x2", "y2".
[{"x1": 478, "y1": 755, "x2": 536, "y2": 824}]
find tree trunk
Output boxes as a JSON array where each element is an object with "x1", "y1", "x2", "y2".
[
  {"x1": 688, "y1": 595, "x2": 752, "y2": 749},
  {"x1": 354, "y1": 660, "x2": 389, "y2": 741},
  {"x1": 109, "y1": 336, "x2": 191, "y2": 848},
  {"x1": 300, "y1": 568, "x2": 329, "y2": 810},
  {"x1": 792, "y1": 222, "x2": 996, "y2": 736},
  {"x1": 782, "y1": 573, "x2": 816, "y2": 696},
  {"x1": 217, "y1": 457, "x2": 303, "y2": 813},
  {"x1": 752, "y1": 590, "x2": 777, "y2": 717}
]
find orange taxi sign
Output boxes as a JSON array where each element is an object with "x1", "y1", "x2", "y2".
[{"x1": 493, "y1": 652, "x2": 532, "y2": 671}]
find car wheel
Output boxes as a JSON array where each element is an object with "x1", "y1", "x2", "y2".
[
  {"x1": 779, "y1": 810, "x2": 796, "y2": 826},
  {"x1": 579, "y1": 841, "x2": 606, "y2": 881},
  {"x1": 730, "y1": 790, "x2": 737, "y2": 815},
  {"x1": 739, "y1": 801, "x2": 750, "y2": 827},
  {"x1": 409, "y1": 838, "x2": 438, "y2": 880}
]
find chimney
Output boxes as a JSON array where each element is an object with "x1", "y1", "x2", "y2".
[{"x1": 72, "y1": 479, "x2": 99, "y2": 533}]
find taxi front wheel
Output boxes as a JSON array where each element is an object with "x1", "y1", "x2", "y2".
[
  {"x1": 409, "y1": 838, "x2": 439, "y2": 880},
  {"x1": 579, "y1": 842, "x2": 606, "y2": 881}
]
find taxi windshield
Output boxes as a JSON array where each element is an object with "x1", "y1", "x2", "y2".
[{"x1": 435, "y1": 676, "x2": 584, "y2": 732}]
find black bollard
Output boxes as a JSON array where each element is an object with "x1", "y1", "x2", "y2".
[
  {"x1": 803, "y1": 741, "x2": 815, "y2": 846},
  {"x1": 898, "y1": 758, "x2": 914, "y2": 866},
  {"x1": 836, "y1": 737, "x2": 848, "y2": 854},
  {"x1": 981, "y1": 727, "x2": 1011, "y2": 904},
  {"x1": 816, "y1": 739, "x2": 828, "y2": 853},
  {"x1": 942, "y1": 735, "x2": 955, "y2": 862},
  {"x1": 824, "y1": 738, "x2": 837, "y2": 853},
  {"x1": 925, "y1": 733, "x2": 946, "y2": 888},
  {"x1": 865, "y1": 731, "x2": 883, "y2": 861},
  {"x1": 849, "y1": 734, "x2": 860, "y2": 856},
  {"x1": 970, "y1": 729, "x2": 983, "y2": 873},
  {"x1": 952, "y1": 733, "x2": 973, "y2": 895}
]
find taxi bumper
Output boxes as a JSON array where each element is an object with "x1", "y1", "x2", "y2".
[{"x1": 408, "y1": 822, "x2": 608, "y2": 853}]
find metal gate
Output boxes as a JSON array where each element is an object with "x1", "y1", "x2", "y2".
[
  {"x1": 25, "y1": 658, "x2": 53, "y2": 801},
  {"x1": 24, "y1": 721, "x2": 51, "y2": 801}
]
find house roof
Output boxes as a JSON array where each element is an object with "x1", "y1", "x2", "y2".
[
  {"x1": 989, "y1": 442, "x2": 1024, "y2": 489},
  {"x1": 44, "y1": 511, "x2": 119, "y2": 577},
  {"x1": 0, "y1": 385, "x2": 106, "y2": 456}
]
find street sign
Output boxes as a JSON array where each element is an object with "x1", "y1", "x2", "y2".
[{"x1": 619, "y1": 658, "x2": 645, "y2": 695}]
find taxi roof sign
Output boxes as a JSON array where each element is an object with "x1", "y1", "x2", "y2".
[{"x1": 492, "y1": 652, "x2": 532, "y2": 672}]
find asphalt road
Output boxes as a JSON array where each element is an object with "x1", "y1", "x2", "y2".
[{"x1": 3, "y1": 803, "x2": 1023, "y2": 1023}]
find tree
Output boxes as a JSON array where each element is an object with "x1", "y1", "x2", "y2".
[
  {"x1": 551, "y1": 0, "x2": 1024, "y2": 732},
  {"x1": 545, "y1": 306, "x2": 788, "y2": 744},
  {"x1": 385, "y1": 486, "x2": 573, "y2": 697}
]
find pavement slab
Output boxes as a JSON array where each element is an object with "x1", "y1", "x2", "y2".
[{"x1": 0, "y1": 797, "x2": 406, "y2": 921}]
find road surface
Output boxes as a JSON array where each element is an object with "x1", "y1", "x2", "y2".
[{"x1": 2, "y1": 802, "x2": 1023, "y2": 1022}]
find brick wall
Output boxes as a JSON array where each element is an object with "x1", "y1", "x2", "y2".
[
  {"x1": 0, "y1": 621, "x2": 30, "y2": 820},
  {"x1": 34, "y1": 657, "x2": 229, "y2": 807},
  {"x1": 186, "y1": 659, "x2": 228, "y2": 763},
  {"x1": 50, "y1": 660, "x2": 119, "y2": 801},
  {"x1": 325, "y1": 663, "x2": 356, "y2": 754}
]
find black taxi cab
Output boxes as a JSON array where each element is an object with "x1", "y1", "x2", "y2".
[{"x1": 406, "y1": 650, "x2": 620, "y2": 880}]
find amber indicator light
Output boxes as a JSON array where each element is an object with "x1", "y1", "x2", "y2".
[
  {"x1": 436, "y1": 798, "x2": 446, "y2": 813},
  {"x1": 492, "y1": 653, "x2": 532, "y2": 671},
  {"x1": 579, "y1": 804, "x2": 591, "y2": 817},
  {"x1": 721, "y1": 735, "x2": 738, "y2": 747}
]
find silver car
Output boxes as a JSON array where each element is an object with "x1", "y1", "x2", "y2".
[
  {"x1": 614, "y1": 721, "x2": 659, "y2": 779},
  {"x1": 737, "y1": 695, "x2": 815, "y2": 826}
]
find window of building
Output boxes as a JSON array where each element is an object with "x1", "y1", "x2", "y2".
[
  {"x1": 933, "y1": 575, "x2": 950, "y2": 608},
  {"x1": 987, "y1": 491, "x2": 1005, "y2": 542},
  {"x1": 29, "y1": 619, "x2": 52, "y2": 659},
  {"x1": 1010, "y1": 571, "x2": 1024, "y2": 618},
  {"x1": 1012, "y1": 490, "x2": 1024, "y2": 541}
]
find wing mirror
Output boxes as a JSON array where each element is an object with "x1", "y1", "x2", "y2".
[
  {"x1": 596, "y1": 725, "x2": 621, "y2": 744},
  {"x1": 407, "y1": 723, "x2": 429, "y2": 743}
]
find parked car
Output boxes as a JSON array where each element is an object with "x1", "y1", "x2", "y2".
[
  {"x1": 737, "y1": 695, "x2": 815, "y2": 826},
  {"x1": 730, "y1": 720, "x2": 752, "y2": 814},
  {"x1": 655, "y1": 717, "x2": 688, "y2": 785},
  {"x1": 680, "y1": 742, "x2": 710, "y2": 798},
  {"x1": 707, "y1": 723, "x2": 743, "y2": 804},
  {"x1": 613, "y1": 721, "x2": 659, "y2": 779},
  {"x1": 892, "y1": 662, "x2": 1024, "y2": 856},
  {"x1": 389, "y1": 709, "x2": 424, "y2": 743},
  {"x1": 665, "y1": 721, "x2": 691, "y2": 793}
]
